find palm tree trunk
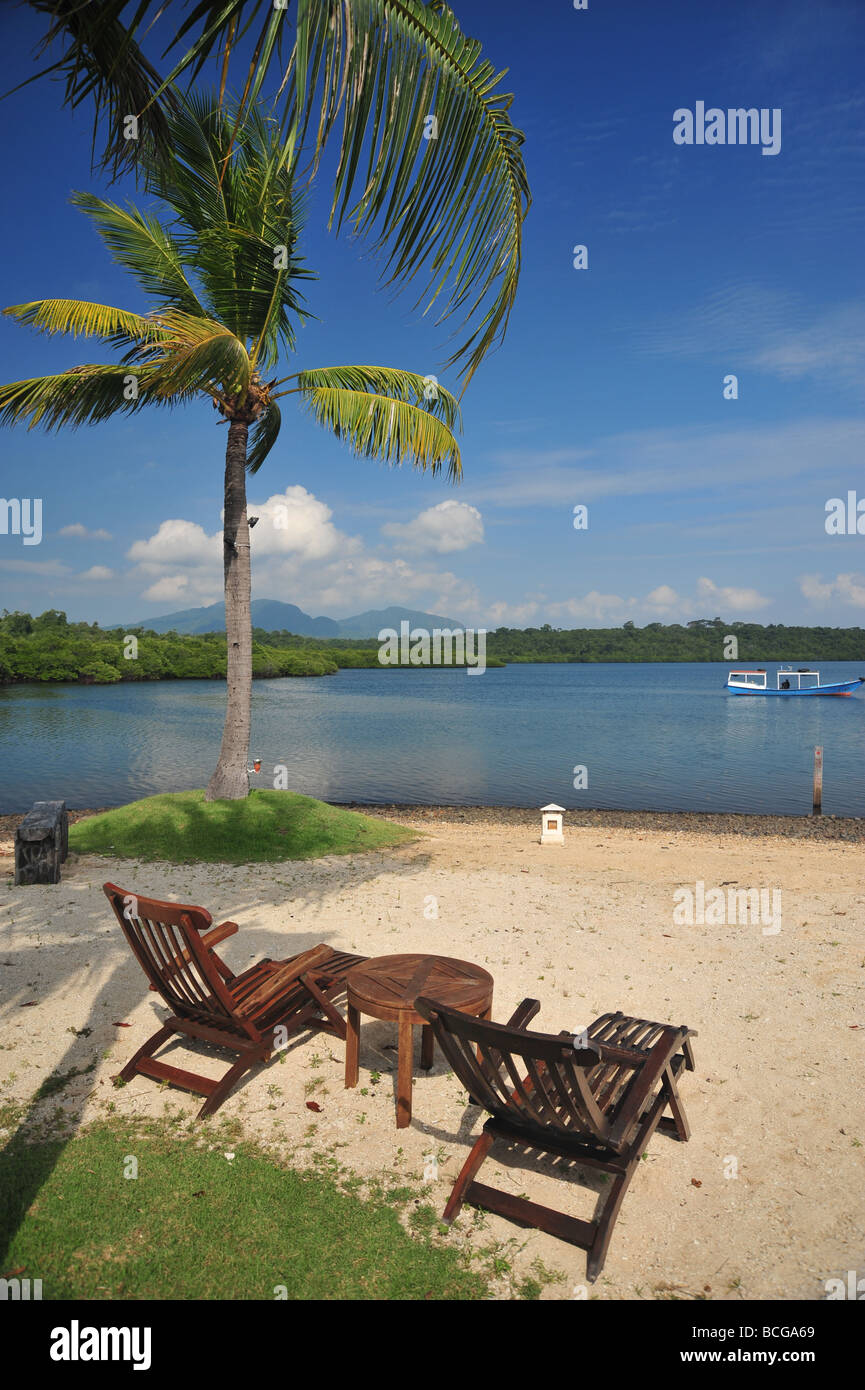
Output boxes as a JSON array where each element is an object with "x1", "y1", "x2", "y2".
[{"x1": 205, "y1": 419, "x2": 252, "y2": 801}]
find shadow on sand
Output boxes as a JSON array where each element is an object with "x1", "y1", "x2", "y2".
[{"x1": 0, "y1": 839, "x2": 432, "y2": 1270}]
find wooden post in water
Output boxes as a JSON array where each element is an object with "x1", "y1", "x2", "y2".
[{"x1": 812, "y1": 746, "x2": 823, "y2": 816}]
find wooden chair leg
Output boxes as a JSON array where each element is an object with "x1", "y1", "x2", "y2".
[
  {"x1": 197, "y1": 1054, "x2": 259, "y2": 1119},
  {"x1": 658, "y1": 1064, "x2": 691, "y2": 1142},
  {"x1": 442, "y1": 1130, "x2": 494, "y2": 1224},
  {"x1": 586, "y1": 1166, "x2": 635, "y2": 1282},
  {"x1": 118, "y1": 1023, "x2": 175, "y2": 1083}
]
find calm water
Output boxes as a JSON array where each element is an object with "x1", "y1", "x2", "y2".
[{"x1": 1, "y1": 663, "x2": 864, "y2": 817}]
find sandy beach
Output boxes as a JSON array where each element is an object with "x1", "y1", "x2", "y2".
[{"x1": 1, "y1": 808, "x2": 863, "y2": 1300}]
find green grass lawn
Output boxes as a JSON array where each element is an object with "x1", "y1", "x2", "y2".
[
  {"x1": 0, "y1": 1120, "x2": 486, "y2": 1300},
  {"x1": 68, "y1": 789, "x2": 415, "y2": 864}
]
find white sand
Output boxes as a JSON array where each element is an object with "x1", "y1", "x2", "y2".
[{"x1": 1, "y1": 815, "x2": 863, "y2": 1300}]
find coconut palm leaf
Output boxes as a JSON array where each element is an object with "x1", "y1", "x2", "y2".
[
  {"x1": 246, "y1": 398, "x2": 282, "y2": 474},
  {"x1": 142, "y1": 94, "x2": 311, "y2": 365},
  {"x1": 291, "y1": 365, "x2": 461, "y2": 430},
  {"x1": 21, "y1": 0, "x2": 177, "y2": 165},
  {"x1": 3, "y1": 97, "x2": 309, "y2": 435},
  {"x1": 291, "y1": 1, "x2": 529, "y2": 386},
  {"x1": 68, "y1": 103, "x2": 310, "y2": 368},
  {"x1": 69, "y1": 193, "x2": 208, "y2": 318},
  {"x1": 295, "y1": 368, "x2": 462, "y2": 480},
  {"x1": 128, "y1": 313, "x2": 254, "y2": 399},
  {"x1": 0, "y1": 363, "x2": 180, "y2": 431},
  {"x1": 2, "y1": 299, "x2": 168, "y2": 350},
  {"x1": 23, "y1": 1, "x2": 529, "y2": 388}
]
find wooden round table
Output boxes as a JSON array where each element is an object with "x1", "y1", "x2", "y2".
[{"x1": 344, "y1": 953, "x2": 494, "y2": 1128}]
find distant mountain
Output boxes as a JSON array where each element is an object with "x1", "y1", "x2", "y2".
[
  {"x1": 120, "y1": 599, "x2": 463, "y2": 639},
  {"x1": 335, "y1": 606, "x2": 464, "y2": 637},
  {"x1": 122, "y1": 600, "x2": 338, "y2": 637}
]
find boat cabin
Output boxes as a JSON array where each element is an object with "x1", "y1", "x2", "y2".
[{"x1": 727, "y1": 669, "x2": 822, "y2": 691}]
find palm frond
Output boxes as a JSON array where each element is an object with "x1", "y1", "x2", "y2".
[
  {"x1": 128, "y1": 311, "x2": 253, "y2": 397},
  {"x1": 292, "y1": 365, "x2": 461, "y2": 430},
  {"x1": 141, "y1": 94, "x2": 311, "y2": 363},
  {"x1": 20, "y1": 0, "x2": 177, "y2": 173},
  {"x1": 290, "y1": 1, "x2": 529, "y2": 387},
  {"x1": 0, "y1": 363, "x2": 185, "y2": 431},
  {"x1": 246, "y1": 398, "x2": 282, "y2": 473},
  {"x1": 3, "y1": 299, "x2": 168, "y2": 351},
  {"x1": 69, "y1": 192, "x2": 207, "y2": 317},
  {"x1": 25, "y1": 1, "x2": 529, "y2": 388},
  {"x1": 298, "y1": 376, "x2": 462, "y2": 481}
]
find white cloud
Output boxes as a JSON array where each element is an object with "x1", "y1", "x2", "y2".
[
  {"x1": 141, "y1": 574, "x2": 208, "y2": 605},
  {"x1": 750, "y1": 304, "x2": 865, "y2": 388},
  {"x1": 547, "y1": 591, "x2": 636, "y2": 623},
  {"x1": 126, "y1": 487, "x2": 479, "y2": 618},
  {"x1": 252, "y1": 487, "x2": 346, "y2": 561},
  {"x1": 487, "y1": 600, "x2": 540, "y2": 626},
  {"x1": 645, "y1": 584, "x2": 680, "y2": 610},
  {"x1": 695, "y1": 576, "x2": 771, "y2": 613},
  {"x1": 59, "y1": 523, "x2": 112, "y2": 540},
  {"x1": 128, "y1": 518, "x2": 221, "y2": 572},
  {"x1": 484, "y1": 577, "x2": 771, "y2": 629},
  {"x1": 382, "y1": 500, "x2": 484, "y2": 554},
  {"x1": 474, "y1": 419, "x2": 865, "y2": 509},
  {"x1": 800, "y1": 572, "x2": 865, "y2": 607},
  {"x1": 800, "y1": 573, "x2": 834, "y2": 602},
  {"x1": 0, "y1": 559, "x2": 71, "y2": 576},
  {"x1": 631, "y1": 285, "x2": 865, "y2": 394},
  {"x1": 79, "y1": 565, "x2": 114, "y2": 581}
]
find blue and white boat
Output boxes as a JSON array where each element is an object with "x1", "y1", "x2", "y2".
[{"x1": 726, "y1": 667, "x2": 865, "y2": 697}]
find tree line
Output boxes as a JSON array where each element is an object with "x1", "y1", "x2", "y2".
[
  {"x1": 0, "y1": 611, "x2": 338, "y2": 683},
  {"x1": 1, "y1": 612, "x2": 862, "y2": 685},
  {"x1": 484, "y1": 617, "x2": 865, "y2": 664}
]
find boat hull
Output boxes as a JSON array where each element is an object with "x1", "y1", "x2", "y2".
[{"x1": 726, "y1": 678, "x2": 865, "y2": 697}]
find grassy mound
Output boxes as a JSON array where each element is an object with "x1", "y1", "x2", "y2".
[
  {"x1": 0, "y1": 1120, "x2": 485, "y2": 1300},
  {"x1": 68, "y1": 789, "x2": 415, "y2": 864}
]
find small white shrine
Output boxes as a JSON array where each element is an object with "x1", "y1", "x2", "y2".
[{"x1": 540, "y1": 803, "x2": 565, "y2": 845}]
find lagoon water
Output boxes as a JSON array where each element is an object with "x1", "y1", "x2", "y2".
[{"x1": 1, "y1": 662, "x2": 864, "y2": 817}]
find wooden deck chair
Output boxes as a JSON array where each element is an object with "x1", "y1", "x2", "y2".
[
  {"x1": 104, "y1": 882, "x2": 365, "y2": 1118},
  {"x1": 414, "y1": 995, "x2": 696, "y2": 1281}
]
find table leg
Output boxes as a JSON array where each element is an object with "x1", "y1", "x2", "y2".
[
  {"x1": 345, "y1": 1002, "x2": 360, "y2": 1089},
  {"x1": 397, "y1": 1013, "x2": 414, "y2": 1128},
  {"x1": 420, "y1": 1023, "x2": 435, "y2": 1071}
]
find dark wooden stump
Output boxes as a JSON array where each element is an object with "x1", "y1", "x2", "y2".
[{"x1": 14, "y1": 800, "x2": 68, "y2": 885}]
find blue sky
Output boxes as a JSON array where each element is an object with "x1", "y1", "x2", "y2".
[{"x1": 0, "y1": 0, "x2": 863, "y2": 629}]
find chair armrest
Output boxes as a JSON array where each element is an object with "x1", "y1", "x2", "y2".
[
  {"x1": 204, "y1": 921, "x2": 239, "y2": 949},
  {"x1": 237, "y1": 944, "x2": 335, "y2": 1016},
  {"x1": 506, "y1": 998, "x2": 541, "y2": 1029},
  {"x1": 202, "y1": 922, "x2": 239, "y2": 980}
]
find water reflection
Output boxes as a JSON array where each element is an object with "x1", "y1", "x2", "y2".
[{"x1": 1, "y1": 663, "x2": 863, "y2": 816}]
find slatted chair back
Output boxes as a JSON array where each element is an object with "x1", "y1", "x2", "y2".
[
  {"x1": 415, "y1": 997, "x2": 683, "y2": 1154},
  {"x1": 104, "y1": 882, "x2": 258, "y2": 1041}
]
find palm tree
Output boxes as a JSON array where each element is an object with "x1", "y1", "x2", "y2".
[
  {"x1": 0, "y1": 94, "x2": 463, "y2": 800},
  {"x1": 21, "y1": 0, "x2": 530, "y2": 390}
]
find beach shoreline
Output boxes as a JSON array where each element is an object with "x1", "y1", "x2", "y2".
[
  {"x1": 339, "y1": 802, "x2": 865, "y2": 842},
  {"x1": 2, "y1": 801, "x2": 865, "y2": 847}
]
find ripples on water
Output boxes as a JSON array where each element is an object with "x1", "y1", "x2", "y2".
[{"x1": 1, "y1": 663, "x2": 864, "y2": 816}]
